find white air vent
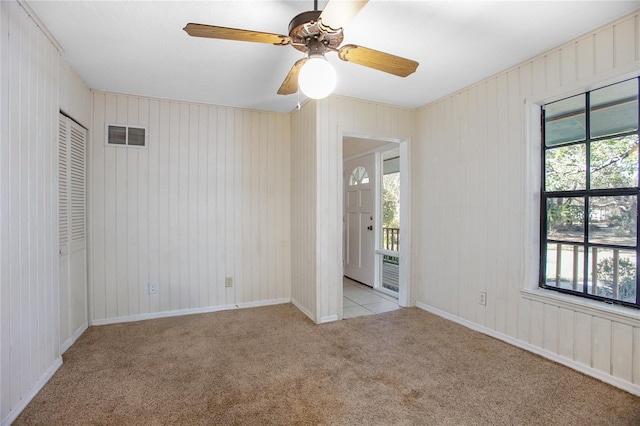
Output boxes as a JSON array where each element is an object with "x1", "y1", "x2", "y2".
[{"x1": 106, "y1": 124, "x2": 147, "y2": 148}]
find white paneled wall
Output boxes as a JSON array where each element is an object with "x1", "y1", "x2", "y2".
[
  {"x1": 89, "y1": 92, "x2": 291, "y2": 323},
  {"x1": 0, "y1": 1, "x2": 91, "y2": 424},
  {"x1": 59, "y1": 59, "x2": 91, "y2": 129},
  {"x1": 290, "y1": 101, "x2": 317, "y2": 321},
  {"x1": 0, "y1": 1, "x2": 60, "y2": 422},
  {"x1": 414, "y1": 11, "x2": 640, "y2": 395},
  {"x1": 291, "y1": 96, "x2": 413, "y2": 323}
]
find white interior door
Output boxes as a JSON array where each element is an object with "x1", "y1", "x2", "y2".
[
  {"x1": 58, "y1": 113, "x2": 87, "y2": 352},
  {"x1": 344, "y1": 154, "x2": 376, "y2": 286}
]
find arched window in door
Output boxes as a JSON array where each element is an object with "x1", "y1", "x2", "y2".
[{"x1": 348, "y1": 165, "x2": 369, "y2": 185}]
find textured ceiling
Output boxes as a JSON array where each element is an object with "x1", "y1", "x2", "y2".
[{"x1": 27, "y1": 0, "x2": 640, "y2": 113}]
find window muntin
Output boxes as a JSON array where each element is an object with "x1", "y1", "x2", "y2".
[
  {"x1": 349, "y1": 166, "x2": 369, "y2": 186},
  {"x1": 541, "y1": 78, "x2": 640, "y2": 309},
  {"x1": 590, "y1": 78, "x2": 638, "y2": 139},
  {"x1": 106, "y1": 124, "x2": 147, "y2": 147},
  {"x1": 544, "y1": 94, "x2": 585, "y2": 146}
]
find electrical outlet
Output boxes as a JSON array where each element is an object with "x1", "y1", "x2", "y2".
[
  {"x1": 148, "y1": 282, "x2": 158, "y2": 295},
  {"x1": 225, "y1": 277, "x2": 233, "y2": 288},
  {"x1": 479, "y1": 291, "x2": 487, "y2": 306}
]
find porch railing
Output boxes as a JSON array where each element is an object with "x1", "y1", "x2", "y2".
[
  {"x1": 382, "y1": 227, "x2": 400, "y2": 291},
  {"x1": 383, "y1": 227, "x2": 399, "y2": 266},
  {"x1": 383, "y1": 227, "x2": 399, "y2": 252}
]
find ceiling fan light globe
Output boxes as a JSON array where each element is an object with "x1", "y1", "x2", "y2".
[{"x1": 298, "y1": 57, "x2": 336, "y2": 99}]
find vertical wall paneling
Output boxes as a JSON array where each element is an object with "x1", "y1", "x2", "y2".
[
  {"x1": 290, "y1": 101, "x2": 317, "y2": 320},
  {"x1": 137, "y1": 98, "x2": 150, "y2": 314},
  {"x1": 542, "y1": 304, "x2": 559, "y2": 354},
  {"x1": 146, "y1": 98, "x2": 159, "y2": 314},
  {"x1": 595, "y1": 27, "x2": 615, "y2": 74},
  {"x1": 506, "y1": 69, "x2": 522, "y2": 339},
  {"x1": 197, "y1": 106, "x2": 208, "y2": 308},
  {"x1": 302, "y1": 95, "x2": 413, "y2": 323},
  {"x1": 558, "y1": 307, "x2": 575, "y2": 360},
  {"x1": 615, "y1": 16, "x2": 637, "y2": 67},
  {"x1": 91, "y1": 93, "x2": 106, "y2": 319},
  {"x1": 592, "y1": 317, "x2": 612, "y2": 374},
  {"x1": 574, "y1": 311, "x2": 593, "y2": 367},
  {"x1": 89, "y1": 93, "x2": 291, "y2": 323},
  {"x1": 576, "y1": 35, "x2": 595, "y2": 82},
  {"x1": 158, "y1": 100, "x2": 171, "y2": 312},
  {"x1": 0, "y1": 1, "x2": 87, "y2": 423},
  {"x1": 634, "y1": 327, "x2": 640, "y2": 385},
  {"x1": 413, "y1": 10, "x2": 640, "y2": 396},
  {"x1": 611, "y1": 322, "x2": 633, "y2": 382}
]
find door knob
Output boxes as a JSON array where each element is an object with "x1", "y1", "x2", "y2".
[{"x1": 367, "y1": 225, "x2": 373, "y2": 230}]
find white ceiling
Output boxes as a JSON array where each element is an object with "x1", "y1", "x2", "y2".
[{"x1": 27, "y1": 0, "x2": 640, "y2": 113}]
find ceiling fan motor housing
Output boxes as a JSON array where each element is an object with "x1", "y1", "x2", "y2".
[{"x1": 288, "y1": 10, "x2": 344, "y2": 53}]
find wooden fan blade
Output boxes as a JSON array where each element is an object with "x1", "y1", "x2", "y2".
[
  {"x1": 277, "y1": 58, "x2": 308, "y2": 95},
  {"x1": 338, "y1": 44, "x2": 419, "y2": 77},
  {"x1": 183, "y1": 23, "x2": 290, "y2": 46},
  {"x1": 318, "y1": 0, "x2": 369, "y2": 32}
]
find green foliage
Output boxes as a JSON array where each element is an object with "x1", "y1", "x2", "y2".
[
  {"x1": 383, "y1": 172, "x2": 400, "y2": 228},
  {"x1": 596, "y1": 256, "x2": 636, "y2": 302},
  {"x1": 546, "y1": 135, "x2": 638, "y2": 236}
]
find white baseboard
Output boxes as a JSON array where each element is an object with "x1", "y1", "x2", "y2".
[
  {"x1": 60, "y1": 321, "x2": 88, "y2": 354},
  {"x1": 90, "y1": 298, "x2": 291, "y2": 326},
  {"x1": 1, "y1": 356, "x2": 63, "y2": 426},
  {"x1": 291, "y1": 298, "x2": 316, "y2": 323},
  {"x1": 319, "y1": 314, "x2": 338, "y2": 324},
  {"x1": 415, "y1": 301, "x2": 640, "y2": 397}
]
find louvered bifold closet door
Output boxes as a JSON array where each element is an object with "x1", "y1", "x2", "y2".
[
  {"x1": 58, "y1": 113, "x2": 88, "y2": 353},
  {"x1": 69, "y1": 121, "x2": 86, "y2": 252},
  {"x1": 59, "y1": 116, "x2": 69, "y2": 255}
]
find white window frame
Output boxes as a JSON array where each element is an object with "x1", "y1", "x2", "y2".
[{"x1": 105, "y1": 123, "x2": 148, "y2": 148}]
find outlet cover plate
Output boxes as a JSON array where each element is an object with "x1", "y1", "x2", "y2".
[{"x1": 479, "y1": 291, "x2": 487, "y2": 306}]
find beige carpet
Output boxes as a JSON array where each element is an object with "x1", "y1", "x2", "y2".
[{"x1": 15, "y1": 304, "x2": 640, "y2": 425}]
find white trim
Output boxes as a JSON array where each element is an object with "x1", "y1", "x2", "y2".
[
  {"x1": 416, "y1": 301, "x2": 640, "y2": 397},
  {"x1": 90, "y1": 298, "x2": 291, "y2": 326},
  {"x1": 320, "y1": 314, "x2": 339, "y2": 323},
  {"x1": 397, "y1": 139, "x2": 411, "y2": 307},
  {"x1": 17, "y1": 1, "x2": 64, "y2": 52},
  {"x1": 343, "y1": 142, "x2": 398, "y2": 162},
  {"x1": 1, "y1": 357, "x2": 63, "y2": 426},
  {"x1": 291, "y1": 297, "x2": 316, "y2": 323},
  {"x1": 375, "y1": 286, "x2": 398, "y2": 298},
  {"x1": 374, "y1": 151, "x2": 382, "y2": 292},
  {"x1": 376, "y1": 248, "x2": 399, "y2": 257},
  {"x1": 339, "y1": 129, "x2": 411, "y2": 310},
  {"x1": 523, "y1": 97, "x2": 542, "y2": 294},
  {"x1": 60, "y1": 321, "x2": 88, "y2": 354}
]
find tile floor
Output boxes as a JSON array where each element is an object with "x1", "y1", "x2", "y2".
[{"x1": 342, "y1": 277, "x2": 400, "y2": 319}]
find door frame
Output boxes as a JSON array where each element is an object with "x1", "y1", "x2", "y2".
[{"x1": 339, "y1": 130, "x2": 411, "y2": 310}]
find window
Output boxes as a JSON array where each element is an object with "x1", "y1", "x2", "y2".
[
  {"x1": 106, "y1": 124, "x2": 147, "y2": 147},
  {"x1": 541, "y1": 78, "x2": 640, "y2": 309},
  {"x1": 348, "y1": 165, "x2": 369, "y2": 185}
]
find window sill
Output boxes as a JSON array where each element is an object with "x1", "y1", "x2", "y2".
[{"x1": 521, "y1": 288, "x2": 640, "y2": 326}]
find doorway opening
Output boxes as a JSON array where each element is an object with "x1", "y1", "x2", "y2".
[
  {"x1": 380, "y1": 148, "x2": 400, "y2": 294},
  {"x1": 342, "y1": 136, "x2": 407, "y2": 318}
]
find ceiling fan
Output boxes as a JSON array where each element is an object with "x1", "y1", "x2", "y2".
[{"x1": 183, "y1": 0, "x2": 419, "y2": 99}]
